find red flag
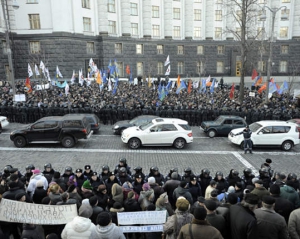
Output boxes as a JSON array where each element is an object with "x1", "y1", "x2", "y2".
[
  {"x1": 187, "y1": 80, "x2": 192, "y2": 94},
  {"x1": 229, "y1": 83, "x2": 235, "y2": 99},
  {"x1": 251, "y1": 69, "x2": 258, "y2": 80},
  {"x1": 126, "y1": 65, "x2": 130, "y2": 75},
  {"x1": 258, "y1": 82, "x2": 267, "y2": 94},
  {"x1": 25, "y1": 77, "x2": 32, "y2": 93}
]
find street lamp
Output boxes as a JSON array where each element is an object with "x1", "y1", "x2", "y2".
[
  {"x1": 260, "y1": 5, "x2": 287, "y2": 103},
  {"x1": 1, "y1": 0, "x2": 19, "y2": 100}
]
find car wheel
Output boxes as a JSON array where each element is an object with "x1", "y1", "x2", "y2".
[
  {"x1": 208, "y1": 129, "x2": 216, "y2": 138},
  {"x1": 174, "y1": 138, "x2": 186, "y2": 149},
  {"x1": 14, "y1": 136, "x2": 27, "y2": 148},
  {"x1": 62, "y1": 136, "x2": 75, "y2": 148},
  {"x1": 240, "y1": 141, "x2": 244, "y2": 149},
  {"x1": 128, "y1": 138, "x2": 141, "y2": 149},
  {"x1": 281, "y1": 140, "x2": 293, "y2": 151}
]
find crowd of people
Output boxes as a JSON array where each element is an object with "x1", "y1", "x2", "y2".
[
  {"x1": 0, "y1": 78, "x2": 300, "y2": 126},
  {"x1": 1, "y1": 158, "x2": 300, "y2": 239}
]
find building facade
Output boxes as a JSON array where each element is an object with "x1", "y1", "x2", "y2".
[{"x1": 0, "y1": 0, "x2": 299, "y2": 81}]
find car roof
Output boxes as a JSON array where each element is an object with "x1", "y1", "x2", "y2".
[
  {"x1": 218, "y1": 115, "x2": 244, "y2": 119},
  {"x1": 255, "y1": 120, "x2": 298, "y2": 126},
  {"x1": 65, "y1": 113, "x2": 96, "y2": 118},
  {"x1": 135, "y1": 115, "x2": 157, "y2": 119},
  {"x1": 152, "y1": 118, "x2": 189, "y2": 124},
  {"x1": 37, "y1": 116, "x2": 63, "y2": 121}
]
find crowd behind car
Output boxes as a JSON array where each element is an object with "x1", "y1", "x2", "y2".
[{"x1": 1, "y1": 158, "x2": 300, "y2": 238}]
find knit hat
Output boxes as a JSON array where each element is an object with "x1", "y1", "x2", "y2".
[
  {"x1": 89, "y1": 195, "x2": 98, "y2": 206},
  {"x1": 227, "y1": 193, "x2": 238, "y2": 204},
  {"x1": 156, "y1": 197, "x2": 165, "y2": 208},
  {"x1": 67, "y1": 184, "x2": 76, "y2": 193},
  {"x1": 15, "y1": 192, "x2": 26, "y2": 201},
  {"x1": 171, "y1": 172, "x2": 178, "y2": 179},
  {"x1": 98, "y1": 184, "x2": 107, "y2": 192},
  {"x1": 193, "y1": 207, "x2": 207, "y2": 220},
  {"x1": 45, "y1": 233, "x2": 59, "y2": 239},
  {"x1": 128, "y1": 191, "x2": 135, "y2": 199},
  {"x1": 32, "y1": 169, "x2": 40, "y2": 174},
  {"x1": 204, "y1": 200, "x2": 217, "y2": 211},
  {"x1": 180, "y1": 181, "x2": 187, "y2": 188},
  {"x1": 176, "y1": 197, "x2": 190, "y2": 211},
  {"x1": 266, "y1": 158, "x2": 272, "y2": 164},
  {"x1": 122, "y1": 182, "x2": 131, "y2": 189},
  {"x1": 82, "y1": 180, "x2": 93, "y2": 190},
  {"x1": 97, "y1": 212, "x2": 112, "y2": 226},
  {"x1": 270, "y1": 184, "x2": 280, "y2": 195},
  {"x1": 142, "y1": 183, "x2": 150, "y2": 191},
  {"x1": 227, "y1": 186, "x2": 235, "y2": 194},
  {"x1": 53, "y1": 172, "x2": 60, "y2": 179},
  {"x1": 244, "y1": 193, "x2": 259, "y2": 205},
  {"x1": 148, "y1": 177, "x2": 156, "y2": 185},
  {"x1": 262, "y1": 195, "x2": 276, "y2": 205},
  {"x1": 78, "y1": 204, "x2": 93, "y2": 218}
]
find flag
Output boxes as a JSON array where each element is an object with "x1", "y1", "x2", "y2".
[
  {"x1": 177, "y1": 75, "x2": 181, "y2": 89},
  {"x1": 45, "y1": 68, "x2": 51, "y2": 82},
  {"x1": 56, "y1": 66, "x2": 63, "y2": 78},
  {"x1": 200, "y1": 78, "x2": 206, "y2": 93},
  {"x1": 165, "y1": 65, "x2": 170, "y2": 76},
  {"x1": 171, "y1": 81, "x2": 175, "y2": 89},
  {"x1": 148, "y1": 76, "x2": 151, "y2": 88},
  {"x1": 126, "y1": 65, "x2": 131, "y2": 75},
  {"x1": 176, "y1": 81, "x2": 187, "y2": 94},
  {"x1": 79, "y1": 70, "x2": 84, "y2": 86},
  {"x1": 229, "y1": 83, "x2": 235, "y2": 99},
  {"x1": 269, "y1": 81, "x2": 278, "y2": 94},
  {"x1": 193, "y1": 81, "x2": 199, "y2": 89},
  {"x1": 70, "y1": 70, "x2": 75, "y2": 85},
  {"x1": 210, "y1": 78, "x2": 216, "y2": 93},
  {"x1": 102, "y1": 71, "x2": 107, "y2": 84},
  {"x1": 108, "y1": 78, "x2": 112, "y2": 91},
  {"x1": 25, "y1": 77, "x2": 32, "y2": 93},
  {"x1": 164, "y1": 55, "x2": 170, "y2": 66},
  {"x1": 159, "y1": 87, "x2": 166, "y2": 101},
  {"x1": 112, "y1": 79, "x2": 118, "y2": 95},
  {"x1": 206, "y1": 75, "x2": 211, "y2": 84},
  {"x1": 277, "y1": 81, "x2": 289, "y2": 95},
  {"x1": 187, "y1": 80, "x2": 192, "y2": 94},
  {"x1": 86, "y1": 72, "x2": 91, "y2": 86},
  {"x1": 251, "y1": 69, "x2": 258, "y2": 80},
  {"x1": 258, "y1": 82, "x2": 267, "y2": 94},
  {"x1": 96, "y1": 71, "x2": 102, "y2": 85},
  {"x1": 129, "y1": 73, "x2": 133, "y2": 84},
  {"x1": 108, "y1": 60, "x2": 115, "y2": 78},
  {"x1": 255, "y1": 76, "x2": 263, "y2": 86},
  {"x1": 65, "y1": 83, "x2": 69, "y2": 95},
  {"x1": 89, "y1": 58, "x2": 94, "y2": 72},
  {"x1": 40, "y1": 61, "x2": 45, "y2": 75},
  {"x1": 166, "y1": 80, "x2": 172, "y2": 90},
  {"x1": 35, "y1": 64, "x2": 40, "y2": 76},
  {"x1": 28, "y1": 64, "x2": 33, "y2": 78},
  {"x1": 114, "y1": 59, "x2": 119, "y2": 77}
]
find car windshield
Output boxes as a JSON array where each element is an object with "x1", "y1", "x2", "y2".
[
  {"x1": 249, "y1": 122, "x2": 262, "y2": 132},
  {"x1": 214, "y1": 116, "x2": 224, "y2": 124},
  {"x1": 140, "y1": 122, "x2": 154, "y2": 130},
  {"x1": 129, "y1": 118, "x2": 139, "y2": 125}
]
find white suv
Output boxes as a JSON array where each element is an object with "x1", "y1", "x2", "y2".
[
  {"x1": 121, "y1": 118, "x2": 193, "y2": 149},
  {"x1": 228, "y1": 120, "x2": 300, "y2": 151}
]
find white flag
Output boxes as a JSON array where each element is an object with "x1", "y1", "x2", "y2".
[
  {"x1": 34, "y1": 64, "x2": 40, "y2": 76},
  {"x1": 164, "y1": 55, "x2": 170, "y2": 66},
  {"x1": 108, "y1": 78, "x2": 112, "y2": 91},
  {"x1": 193, "y1": 81, "x2": 199, "y2": 89},
  {"x1": 206, "y1": 75, "x2": 211, "y2": 83},
  {"x1": 165, "y1": 65, "x2": 170, "y2": 76},
  {"x1": 171, "y1": 81, "x2": 176, "y2": 88},
  {"x1": 40, "y1": 61, "x2": 45, "y2": 74},
  {"x1": 56, "y1": 66, "x2": 63, "y2": 78},
  {"x1": 86, "y1": 72, "x2": 91, "y2": 86},
  {"x1": 79, "y1": 70, "x2": 84, "y2": 86},
  {"x1": 28, "y1": 64, "x2": 33, "y2": 78},
  {"x1": 70, "y1": 70, "x2": 75, "y2": 85},
  {"x1": 65, "y1": 83, "x2": 69, "y2": 95},
  {"x1": 45, "y1": 68, "x2": 51, "y2": 82}
]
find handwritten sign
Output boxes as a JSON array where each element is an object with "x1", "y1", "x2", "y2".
[
  {"x1": 14, "y1": 94, "x2": 26, "y2": 102},
  {"x1": 0, "y1": 199, "x2": 77, "y2": 225},
  {"x1": 120, "y1": 225, "x2": 164, "y2": 233},
  {"x1": 117, "y1": 211, "x2": 166, "y2": 225}
]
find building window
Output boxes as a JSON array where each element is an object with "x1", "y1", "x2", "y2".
[
  {"x1": 173, "y1": 26, "x2": 180, "y2": 38},
  {"x1": 109, "y1": 21, "x2": 116, "y2": 34},
  {"x1": 130, "y1": 3, "x2": 138, "y2": 16},
  {"x1": 280, "y1": 61, "x2": 287, "y2": 72},
  {"x1": 258, "y1": 0, "x2": 266, "y2": 3},
  {"x1": 137, "y1": 62, "x2": 143, "y2": 75},
  {"x1": 136, "y1": 44, "x2": 143, "y2": 54},
  {"x1": 152, "y1": 6, "x2": 159, "y2": 18},
  {"x1": 217, "y1": 45, "x2": 224, "y2": 54},
  {"x1": 157, "y1": 62, "x2": 164, "y2": 74},
  {"x1": 29, "y1": 14, "x2": 40, "y2": 29},
  {"x1": 108, "y1": 0, "x2": 115, "y2": 12},
  {"x1": 216, "y1": 0, "x2": 223, "y2": 3},
  {"x1": 282, "y1": 0, "x2": 290, "y2": 2},
  {"x1": 177, "y1": 45, "x2": 184, "y2": 54},
  {"x1": 236, "y1": 28, "x2": 241, "y2": 38},
  {"x1": 177, "y1": 62, "x2": 184, "y2": 74},
  {"x1": 194, "y1": 9, "x2": 201, "y2": 21},
  {"x1": 258, "y1": 61, "x2": 266, "y2": 72},
  {"x1": 29, "y1": 41, "x2": 40, "y2": 54},
  {"x1": 131, "y1": 23, "x2": 138, "y2": 36},
  {"x1": 236, "y1": 10, "x2": 242, "y2": 21},
  {"x1": 157, "y1": 45, "x2": 164, "y2": 54},
  {"x1": 27, "y1": 0, "x2": 38, "y2": 3},
  {"x1": 281, "y1": 9, "x2": 289, "y2": 20},
  {"x1": 215, "y1": 27, "x2": 222, "y2": 39},
  {"x1": 173, "y1": 8, "x2": 180, "y2": 19},
  {"x1": 2, "y1": 41, "x2": 7, "y2": 54},
  {"x1": 116, "y1": 62, "x2": 124, "y2": 77},
  {"x1": 197, "y1": 45, "x2": 204, "y2": 54},
  {"x1": 257, "y1": 27, "x2": 264, "y2": 39},
  {"x1": 281, "y1": 45, "x2": 289, "y2": 54},
  {"x1": 82, "y1": 0, "x2": 90, "y2": 8},
  {"x1": 86, "y1": 42, "x2": 94, "y2": 54},
  {"x1": 197, "y1": 61, "x2": 204, "y2": 74},
  {"x1": 194, "y1": 27, "x2": 201, "y2": 38},
  {"x1": 194, "y1": 0, "x2": 202, "y2": 2},
  {"x1": 280, "y1": 27, "x2": 288, "y2": 38},
  {"x1": 217, "y1": 61, "x2": 224, "y2": 73},
  {"x1": 115, "y1": 43, "x2": 122, "y2": 54},
  {"x1": 152, "y1": 25, "x2": 160, "y2": 37},
  {"x1": 215, "y1": 10, "x2": 222, "y2": 21},
  {"x1": 83, "y1": 17, "x2": 91, "y2": 31}
]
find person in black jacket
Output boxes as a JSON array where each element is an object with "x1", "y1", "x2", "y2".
[
  {"x1": 188, "y1": 176, "x2": 202, "y2": 204},
  {"x1": 235, "y1": 125, "x2": 253, "y2": 154}
]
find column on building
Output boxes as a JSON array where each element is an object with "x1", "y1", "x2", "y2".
[
  {"x1": 98, "y1": 0, "x2": 108, "y2": 35},
  {"x1": 142, "y1": 0, "x2": 151, "y2": 37},
  {"x1": 184, "y1": 0, "x2": 193, "y2": 39},
  {"x1": 205, "y1": 0, "x2": 214, "y2": 39},
  {"x1": 164, "y1": 0, "x2": 172, "y2": 39},
  {"x1": 120, "y1": 0, "x2": 131, "y2": 36}
]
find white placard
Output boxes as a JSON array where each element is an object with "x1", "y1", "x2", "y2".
[
  {"x1": 0, "y1": 199, "x2": 77, "y2": 225},
  {"x1": 249, "y1": 92, "x2": 255, "y2": 97},
  {"x1": 117, "y1": 211, "x2": 166, "y2": 225},
  {"x1": 119, "y1": 225, "x2": 164, "y2": 233},
  {"x1": 14, "y1": 94, "x2": 26, "y2": 102}
]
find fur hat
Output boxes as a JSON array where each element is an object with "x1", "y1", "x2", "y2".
[
  {"x1": 176, "y1": 197, "x2": 190, "y2": 211},
  {"x1": 193, "y1": 207, "x2": 207, "y2": 220},
  {"x1": 98, "y1": 184, "x2": 107, "y2": 192},
  {"x1": 78, "y1": 204, "x2": 93, "y2": 218},
  {"x1": 262, "y1": 195, "x2": 276, "y2": 205},
  {"x1": 97, "y1": 212, "x2": 112, "y2": 226}
]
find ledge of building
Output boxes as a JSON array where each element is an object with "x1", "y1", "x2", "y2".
[
  {"x1": 165, "y1": 36, "x2": 172, "y2": 40},
  {"x1": 143, "y1": 35, "x2": 152, "y2": 39},
  {"x1": 206, "y1": 37, "x2": 213, "y2": 40},
  {"x1": 122, "y1": 33, "x2": 131, "y2": 37},
  {"x1": 226, "y1": 37, "x2": 234, "y2": 40},
  {"x1": 185, "y1": 36, "x2": 192, "y2": 40}
]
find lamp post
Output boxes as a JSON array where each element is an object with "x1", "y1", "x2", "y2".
[
  {"x1": 1, "y1": 0, "x2": 19, "y2": 100},
  {"x1": 260, "y1": 5, "x2": 287, "y2": 103}
]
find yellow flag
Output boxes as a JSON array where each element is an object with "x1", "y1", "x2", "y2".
[
  {"x1": 148, "y1": 75, "x2": 151, "y2": 88},
  {"x1": 96, "y1": 72, "x2": 102, "y2": 85}
]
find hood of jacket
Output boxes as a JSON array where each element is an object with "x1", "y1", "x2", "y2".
[
  {"x1": 281, "y1": 185, "x2": 296, "y2": 193},
  {"x1": 94, "y1": 223, "x2": 120, "y2": 237},
  {"x1": 71, "y1": 216, "x2": 93, "y2": 232}
]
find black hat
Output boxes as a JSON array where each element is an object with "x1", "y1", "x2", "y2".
[
  {"x1": 113, "y1": 202, "x2": 123, "y2": 209},
  {"x1": 84, "y1": 165, "x2": 91, "y2": 170},
  {"x1": 227, "y1": 193, "x2": 238, "y2": 204},
  {"x1": 109, "y1": 172, "x2": 115, "y2": 176},
  {"x1": 197, "y1": 196, "x2": 205, "y2": 203},
  {"x1": 244, "y1": 193, "x2": 259, "y2": 205},
  {"x1": 193, "y1": 207, "x2": 207, "y2": 220},
  {"x1": 10, "y1": 168, "x2": 18, "y2": 173},
  {"x1": 270, "y1": 184, "x2": 280, "y2": 195},
  {"x1": 15, "y1": 192, "x2": 26, "y2": 201},
  {"x1": 97, "y1": 212, "x2": 112, "y2": 226},
  {"x1": 76, "y1": 169, "x2": 83, "y2": 173},
  {"x1": 262, "y1": 195, "x2": 275, "y2": 205},
  {"x1": 180, "y1": 181, "x2": 187, "y2": 188},
  {"x1": 135, "y1": 174, "x2": 142, "y2": 179},
  {"x1": 266, "y1": 158, "x2": 272, "y2": 164},
  {"x1": 53, "y1": 172, "x2": 60, "y2": 179},
  {"x1": 235, "y1": 182, "x2": 243, "y2": 188},
  {"x1": 89, "y1": 195, "x2": 98, "y2": 206},
  {"x1": 67, "y1": 185, "x2": 76, "y2": 193},
  {"x1": 204, "y1": 200, "x2": 217, "y2": 211},
  {"x1": 255, "y1": 180, "x2": 263, "y2": 185},
  {"x1": 92, "y1": 172, "x2": 97, "y2": 176}
]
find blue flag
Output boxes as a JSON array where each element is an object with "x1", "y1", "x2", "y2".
[
  {"x1": 277, "y1": 80, "x2": 289, "y2": 95},
  {"x1": 159, "y1": 87, "x2": 166, "y2": 101},
  {"x1": 166, "y1": 81, "x2": 172, "y2": 90},
  {"x1": 112, "y1": 77, "x2": 119, "y2": 95},
  {"x1": 210, "y1": 78, "x2": 215, "y2": 93},
  {"x1": 129, "y1": 73, "x2": 133, "y2": 83},
  {"x1": 176, "y1": 81, "x2": 187, "y2": 94}
]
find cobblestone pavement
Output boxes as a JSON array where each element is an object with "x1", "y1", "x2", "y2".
[{"x1": 1, "y1": 123, "x2": 300, "y2": 178}]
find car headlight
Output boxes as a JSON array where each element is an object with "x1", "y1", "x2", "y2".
[{"x1": 114, "y1": 125, "x2": 119, "y2": 129}]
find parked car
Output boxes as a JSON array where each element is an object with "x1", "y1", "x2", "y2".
[
  {"x1": 121, "y1": 118, "x2": 193, "y2": 149},
  {"x1": 10, "y1": 115, "x2": 93, "y2": 148},
  {"x1": 65, "y1": 113, "x2": 100, "y2": 133},
  {"x1": 0, "y1": 116, "x2": 9, "y2": 133},
  {"x1": 288, "y1": 119, "x2": 300, "y2": 131},
  {"x1": 200, "y1": 115, "x2": 247, "y2": 138},
  {"x1": 113, "y1": 115, "x2": 157, "y2": 135},
  {"x1": 228, "y1": 120, "x2": 300, "y2": 151}
]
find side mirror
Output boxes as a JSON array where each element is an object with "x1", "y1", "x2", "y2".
[{"x1": 258, "y1": 131, "x2": 263, "y2": 135}]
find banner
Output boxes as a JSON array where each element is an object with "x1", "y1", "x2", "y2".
[
  {"x1": 120, "y1": 225, "x2": 163, "y2": 233},
  {"x1": 117, "y1": 211, "x2": 166, "y2": 225},
  {"x1": 0, "y1": 199, "x2": 77, "y2": 225}
]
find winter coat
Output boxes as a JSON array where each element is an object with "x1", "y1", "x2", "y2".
[
  {"x1": 188, "y1": 182, "x2": 202, "y2": 204},
  {"x1": 150, "y1": 184, "x2": 164, "y2": 204},
  {"x1": 280, "y1": 185, "x2": 300, "y2": 208},
  {"x1": 163, "y1": 179, "x2": 181, "y2": 207},
  {"x1": 206, "y1": 212, "x2": 227, "y2": 238},
  {"x1": 173, "y1": 186, "x2": 193, "y2": 205},
  {"x1": 61, "y1": 216, "x2": 95, "y2": 239},
  {"x1": 27, "y1": 174, "x2": 48, "y2": 197},
  {"x1": 90, "y1": 223, "x2": 125, "y2": 239},
  {"x1": 163, "y1": 209, "x2": 194, "y2": 239},
  {"x1": 124, "y1": 198, "x2": 141, "y2": 212},
  {"x1": 271, "y1": 194, "x2": 294, "y2": 223},
  {"x1": 178, "y1": 218, "x2": 223, "y2": 239},
  {"x1": 32, "y1": 187, "x2": 48, "y2": 204},
  {"x1": 254, "y1": 207, "x2": 288, "y2": 239},
  {"x1": 95, "y1": 191, "x2": 109, "y2": 210},
  {"x1": 288, "y1": 208, "x2": 300, "y2": 239},
  {"x1": 49, "y1": 192, "x2": 62, "y2": 205},
  {"x1": 138, "y1": 189, "x2": 155, "y2": 210},
  {"x1": 205, "y1": 185, "x2": 216, "y2": 199},
  {"x1": 2, "y1": 187, "x2": 26, "y2": 200},
  {"x1": 68, "y1": 192, "x2": 82, "y2": 209},
  {"x1": 21, "y1": 224, "x2": 45, "y2": 239},
  {"x1": 251, "y1": 186, "x2": 270, "y2": 200},
  {"x1": 111, "y1": 183, "x2": 124, "y2": 205},
  {"x1": 110, "y1": 207, "x2": 125, "y2": 225},
  {"x1": 90, "y1": 206, "x2": 103, "y2": 225}
]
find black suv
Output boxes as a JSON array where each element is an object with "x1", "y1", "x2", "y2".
[
  {"x1": 200, "y1": 115, "x2": 247, "y2": 138},
  {"x1": 10, "y1": 115, "x2": 93, "y2": 148}
]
